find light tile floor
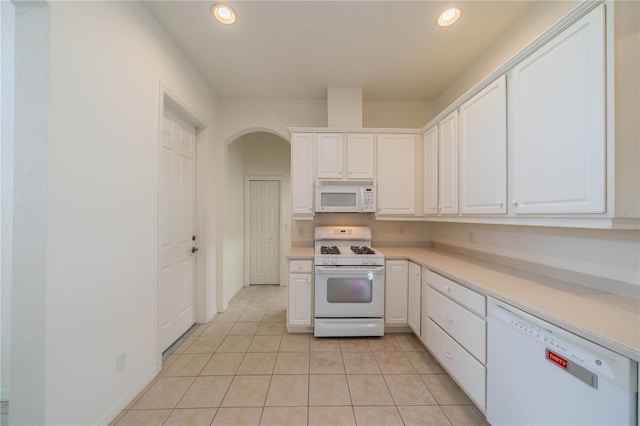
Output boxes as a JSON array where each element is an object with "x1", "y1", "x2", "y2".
[{"x1": 113, "y1": 285, "x2": 489, "y2": 426}]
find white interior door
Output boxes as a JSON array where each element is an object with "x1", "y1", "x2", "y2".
[
  {"x1": 249, "y1": 180, "x2": 280, "y2": 285},
  {"x1": 159, "y1": 107, "x2": 197, "y2": 351}
]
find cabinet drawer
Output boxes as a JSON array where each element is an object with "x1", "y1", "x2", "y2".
[
  {"x1": 426, "y1": 286, "x2": 486, "y2": 363},
  {"x1": 289, "y1": 260, "x2": 313, "y2": 273},
  {"x1": 426, "y1": 318, "x2": 486, "y2": 411},
  {"x1": 427, "y1": 271, "x2": 485, "y2": 316}
]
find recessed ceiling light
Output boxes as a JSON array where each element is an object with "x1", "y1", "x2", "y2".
[
  {"x1": 212, "y1": 3, "x2": 236, "y2": 25},
  {"x1": 438, "y1": 7, "x2": 461, "y2": 27}
]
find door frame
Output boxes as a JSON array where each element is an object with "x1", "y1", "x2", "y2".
[
  {"x1": 244, "y1": 176, "x2": 283, "y2": 287},
  {"x1": 157, "y1": 85, "x2": 211, "y2": 369}
]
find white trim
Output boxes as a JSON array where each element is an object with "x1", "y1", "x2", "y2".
[
  {"x1": 157, "y1": 84, "x2": 213, "y2": 372},
  {"x1": 244, "y1": 176, "x2": 284, "y2": 286}
]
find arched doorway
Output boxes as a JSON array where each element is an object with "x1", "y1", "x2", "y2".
[{"x1": 222, "y1": 131, "x2": 291, "y2": 307}]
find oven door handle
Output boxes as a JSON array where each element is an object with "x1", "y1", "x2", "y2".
[{"x1": 315, "y1": 266, "x2": 385, "y2": 274}]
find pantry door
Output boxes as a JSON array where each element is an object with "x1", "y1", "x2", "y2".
[
  {"x1": 248, "y1": 180, "x2": 280, "y2": 285},
  {"x1": 159, "y1": 107, "x2": 197, "y2": 351}
]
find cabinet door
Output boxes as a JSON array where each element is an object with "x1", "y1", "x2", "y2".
[
  {"x1": 510, "y1": 6, "x2": 605, "y2": 214},
  {"x1": 438, "y1": 111, "x2": 459, "y2": 215},
  {"x1": 316, "y1": 133, "x2": 344, "y2": 179},
  {"x1": 460, "y1": 76, "x2": 507, "y2": 215},
  {"x1": 346, "y1": 134, "x2": 375, "y2": 179},
  {"x1": 288, "y1": 273, "x2": 312, "y2": 326},
  {"x1": 291, "y1": 133, "x2": 315, "y2": 216},
  {"x1": 423, "y1": 126, "x2": 438, "y2": 215},
  {"x1": 377, "y1": 134, "x2": 416, "y2": 215},
  {"x1": 407, "y1": 261, "x2": 421, "y2": 336},
  {"x1": 385, "y1": 260, "x2": 408, "y2": 325}
]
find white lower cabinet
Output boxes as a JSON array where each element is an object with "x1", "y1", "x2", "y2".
[
  {"x1": 385, "y1": 260, "x2": 408, "y2": 325},
  {"x1": 426, "y1": 270, "x2": 487, "y2": 411},
  {"x1": 426, "y1": 319, "x2": 486, "y2": 410},
  {"x1": 407, "y1": 261, "x2": 421, "y2": 336},
  {"x1": 287, "y1": 260, "x2": 313, "y2": 328}
]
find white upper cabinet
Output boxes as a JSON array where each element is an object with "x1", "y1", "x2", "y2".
[
  {"x1": 346, "y1": 134, "x2": 375, "y2": 179},
  {"x1": 316, "y1": 133, "x2": 345, "y2": 179},
  {"x1": 459, "y1": 76, "x2": 507, "y2": 215},
  {"x1": 377, "y1": 134, "x2": 416, "y2": 215},
  {"x1": 316, "y1": 133, "x2": 374, "y2": 180},
  {"x1": 291, "y1": 133, "x2": 315, "y2": 217},
  {"x1": 423, "y1": 126, "x2": 438, "y2": 215},
  {"x1": 438, "y1": 111, "x2": 459, "y2": 215},
  {"x1": 510, "y1": 5, "x2": 605, "y2": 215}
]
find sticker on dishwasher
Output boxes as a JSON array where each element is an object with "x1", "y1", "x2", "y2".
[
  {"x1": 546, "y1": 349, "x2": 568, "y2": 369},
  {"x1": 545, "y1": 348, "x2": 598, "y2": 388}
]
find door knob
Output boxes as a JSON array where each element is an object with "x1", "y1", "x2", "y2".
[{"x1": 192, "y1": 247, "x2": 199, "y2": 254}]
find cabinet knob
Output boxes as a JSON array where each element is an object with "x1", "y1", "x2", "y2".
[
  {"x1": 511, "y1": 200, "x2": 518, "y2": 206},
  {"x1": 498, "y1": 201, "x2": 504, "y2": 207}
]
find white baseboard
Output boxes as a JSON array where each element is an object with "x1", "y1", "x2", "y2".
[{"x1": 96, "y1": 368, "x2": 159, "y2": 426}]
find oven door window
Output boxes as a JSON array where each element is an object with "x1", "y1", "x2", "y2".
[{"x1": 326, "y1": 277, "x2": 372, "y2": 303}]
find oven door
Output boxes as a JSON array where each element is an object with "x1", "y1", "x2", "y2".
[{"x1": 314, "y1": 266, "x2": 384, "y2": 318}]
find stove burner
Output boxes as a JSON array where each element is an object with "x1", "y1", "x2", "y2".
[
  {"x1": 350, "y1": 245, "x2": 376, "y2": 255},
  {"x1": 320, "y1": 245, "x2": 340, "y2": 255}
]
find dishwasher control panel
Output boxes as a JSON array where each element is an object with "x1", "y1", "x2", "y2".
[{"x1": 492, "y1": 304, "x2": 632, "y2": 389}]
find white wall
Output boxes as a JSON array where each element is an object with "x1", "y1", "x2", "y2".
[
  {"x1": 0, "y1": 0, "x2": 15, "y2": 404},
  {"x1": 9, "y1": 2, "x2": 218, "y2": 425},
  {"x1": 10, "y1": 3, "x2": 49, "y2": 423}
]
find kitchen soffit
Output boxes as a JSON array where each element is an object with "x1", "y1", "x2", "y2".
[{"x1": 144, "y1": 1, "x2": 536, "y2": 100}]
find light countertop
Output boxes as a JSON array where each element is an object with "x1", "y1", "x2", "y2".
[{"x1": 287, "y1": 246, "x2": 640, "y2": 361}]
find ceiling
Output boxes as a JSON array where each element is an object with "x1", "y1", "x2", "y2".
[{"x1": 145, "y1": 1, "x2": 536, "y2": 101}]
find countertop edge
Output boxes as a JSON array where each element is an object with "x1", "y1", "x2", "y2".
[{"x1": 287, "y1": 247, "x2": 640, "y2": 361}]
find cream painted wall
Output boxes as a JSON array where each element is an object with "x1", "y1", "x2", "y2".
[
  {"x1": 431, "y1": 223, "x2": 640, "y2": 286},
  {"x1": 292, "y1": 215, "x2": 432, "y2": 247},
  {"x1": 363, "y1": 100, "x2": 434, "y2": 128},
  {"x1": 613, "y1": 0, "x2": 640, "y2": 217},
  {"x1": 9, "y1": 2, "x2": 218, "y2": 425},
  {"x1": 223, "y1": 139, "x2": 246, "y2": 307},
  {"x1": 434, "y1": 0, "x2": 580, "y2": 113}
]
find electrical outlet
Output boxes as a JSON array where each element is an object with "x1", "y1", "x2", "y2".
[{"x1": 116, "y1": 352, "x2": 127, "y2": 373}]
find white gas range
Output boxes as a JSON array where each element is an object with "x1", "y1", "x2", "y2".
[{"x1": 313, "y1": 226, "x2": 385, "y2": 337}]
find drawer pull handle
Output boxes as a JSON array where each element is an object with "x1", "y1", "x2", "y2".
[
  {"x1": 442, "y1": 313, "x2": 453, "y2": 321},
  {"x1": 443, "y1": 349, "x2": 454, "y2": 359},
  {"x1": 445, "y1": 286, "x2": 451, "y2": 292}
]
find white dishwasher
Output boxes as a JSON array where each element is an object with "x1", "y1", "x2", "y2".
[{"x1": 487, "y1": 298, "x2": 637, "y2": 426}]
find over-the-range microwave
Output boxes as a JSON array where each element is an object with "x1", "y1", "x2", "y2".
[{"x1": 315, "y1": 180, "x2": 376, "y2": 213}]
